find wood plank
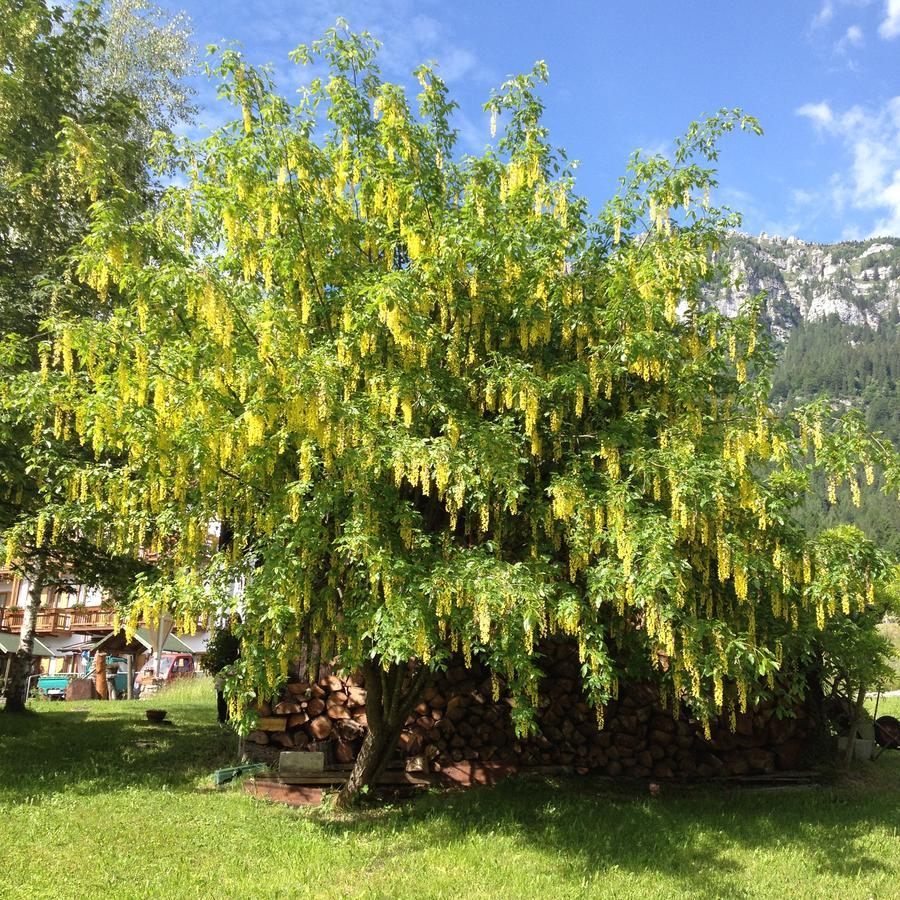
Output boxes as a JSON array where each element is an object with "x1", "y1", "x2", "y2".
[
  {"x1": 256, "y1": 716, "x2": 288, "y2": 732},
  {"x1": 255, "y1": 772, "x2": 328, "y2": 782},
  {"x1": 267, "y1": 771, "x2": 432, "y2": 787}
]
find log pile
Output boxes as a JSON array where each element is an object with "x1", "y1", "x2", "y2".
[
  {"x1": 247, "y1": 672, "x2": 369, "y2": 766},
  {"x1": 247, "y1": 641, "x2": 815, "y2": 779}
]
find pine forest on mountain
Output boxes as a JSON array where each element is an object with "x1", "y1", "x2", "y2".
[{"x1": 713, "y1": 234, "x2": 900, "y2": 554}]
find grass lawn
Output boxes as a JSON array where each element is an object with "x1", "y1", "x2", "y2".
[
  {"x1": 868, "y1": 694, "x2": 900, "y2": 720},
  {"x1": 878, "y1": 621, "x2": 900, "y2": 691},
  {"x1": 2, "y1": 679, "x2": 899, "y2": 900}
]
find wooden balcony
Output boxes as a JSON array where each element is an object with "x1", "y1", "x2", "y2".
[{"x1": 0, "y1": 607, "x2": 117, "y2": 635}]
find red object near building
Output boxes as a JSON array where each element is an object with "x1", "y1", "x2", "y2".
[{"x1": 136, "y1": 652, "x2": 195, "y2": 687}]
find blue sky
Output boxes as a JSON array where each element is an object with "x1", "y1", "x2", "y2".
[{"x1": 161, "y1": 0, "x2": 900, "y2": 243}]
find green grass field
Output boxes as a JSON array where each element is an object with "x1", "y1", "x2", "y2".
[
  {"x1": 879, "y1": 621, "x2": 900, "y2": 691},
  {"x1": 1, "y1": 678, "x2": 899, "y2": 900}
]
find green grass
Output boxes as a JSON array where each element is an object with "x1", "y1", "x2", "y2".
[
  {"x1": 2, "y1": 679, "x2": 899, "y2": 899},
  {"x1": 878, "y1": 622, "x2": 900, "y2": 691},
  {"x1": 868, "y1": 693, "x2": 900, "y2": 720}
]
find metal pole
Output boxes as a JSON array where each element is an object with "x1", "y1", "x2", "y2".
[
  {"x1": 25, "y1": 673, "x2": 40, "y2": 703},
  {"x1": 155, "y1": 617, "x2": 164, "y2": 679},
  {"x1": 126, "y1": 653, "x2": 134, "y2": 700},
  {"x1": 2, "y1": 655, "x2": 11, "y2": 696}
]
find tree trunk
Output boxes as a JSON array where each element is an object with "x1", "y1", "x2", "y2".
[
  {"x1": 335, "y1": 658, "x2": 431, "y2": 809},
  {"x1": 803, "y1": 660, "x2": 833, "y2": 762},
  {"x1": 3, "y1": 563, "x2": 45, "y2": 714},
  {"x1": 95, "y1": 652, "x2": 109, "y2": 700},
  {"x1": 842, "y1": 685, "x2": 867, "y2": 770}
]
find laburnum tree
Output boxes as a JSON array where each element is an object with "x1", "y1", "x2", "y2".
[
  {"x1": 22, "y1": 26, "x2": 897, "y2": 803},
  {"x1": 0, "y1": 0, "x2": 194, "y2": 712}
]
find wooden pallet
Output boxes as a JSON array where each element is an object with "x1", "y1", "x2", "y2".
[
  {"x1": 268, "y1": 770, "x2": 432, "y2": 786},
  {"x1": 248, "y1": 765, "x2": 823, "y2": 797}
]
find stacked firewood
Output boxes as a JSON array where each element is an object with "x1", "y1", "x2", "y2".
[
  {"x1": 247, "y1": 672, "x2": 369, "y2": 764},
  {"x1": 247, "y1": 641, "x2": 814, "y2": 778}
]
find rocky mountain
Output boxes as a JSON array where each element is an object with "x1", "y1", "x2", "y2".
[
  {"x1": 711, "y1": 233, "x2": 900, "y2": 340},
  {"x1": 708, "y1": 233, "x2": 900, "y2": 554}
]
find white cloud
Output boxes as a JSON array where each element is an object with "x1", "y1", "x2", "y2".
[
  {"x1": 812, "y1": 1, "x2": 837, "y2": 29},
  {"x1": 792, "y1": 188, "x2": 817, "y2": 205},
  {"x1": 240, "y1": 2, "x2": 490, "y2": 85},
  {"x1": 796, "y1": 97, "x2": 900, "y2": 236},
  {"x1": 879, "y1": 0, "x2": 900, "y2": 37},
  {"x1": 797, "y1": 101, "x2": 835, "y2": 129},
  {"x1": 809, "y1": 0, "x2": 871, "y2": 31},
  {"x1": 432, "y1": 45, "x2": 479, "y2": 82},
  {"x1": 637, "y1": 140, "x2": 670, "y2": 159},
  {"x1": 808, "y1": 0, "x2": 894, "y2": 43},
  {"x1": 189, "y1": 1, "x2": 493, "y2": 148},
  {"x1": 718, "y1": 186, "x2": 802, "y2": 238},
  {"x1": 836, "y1": 23, "x2": 865, "y2": 50}
]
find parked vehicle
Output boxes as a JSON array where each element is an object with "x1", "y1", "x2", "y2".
[
  {"x1": 35, "y1": 672, "x2": 77, "y2": 700},
  {"x1": 36, "y1": 656, "x2": 129, "y2": 700},
  {"x1": 136, "y1": 652, "x2": 195, "y2": 689}
]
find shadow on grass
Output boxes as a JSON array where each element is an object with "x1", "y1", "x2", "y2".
[
  {"x1": 314, "y1": 772, "x2": 900, "y2": 899},
  {"x1": 0, "y1": 700, "x2": 235, "y2": 802},
  {"x1": 2, "y1": 698, "x2": 898, "y2": 899}
]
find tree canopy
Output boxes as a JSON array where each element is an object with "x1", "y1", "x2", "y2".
[
  {"x1": 0, "y1": 0, "x2": 194, "y2": 556},
  {"x1": 8, "y1": 25, "x2": 898, "y2": 794},
  {"x1": 0, "y1": 0, "x2": 195, "y2": 710}
]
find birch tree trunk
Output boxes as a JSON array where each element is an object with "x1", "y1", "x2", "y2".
[{"x1": 3, "y1": 563, "x2": 45, "y2": 714}]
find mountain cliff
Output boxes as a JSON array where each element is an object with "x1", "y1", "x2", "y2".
[
  {"x1": 712, "y1": 233, "x2": 900, "y2": 339},
  {"x1": 708, "y1": 233, "x2": 899, "y2": 553}
]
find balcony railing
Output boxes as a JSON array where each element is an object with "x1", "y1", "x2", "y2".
[{"x1": 0, "y1": 607, "x2": 117, "y2": 635}]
